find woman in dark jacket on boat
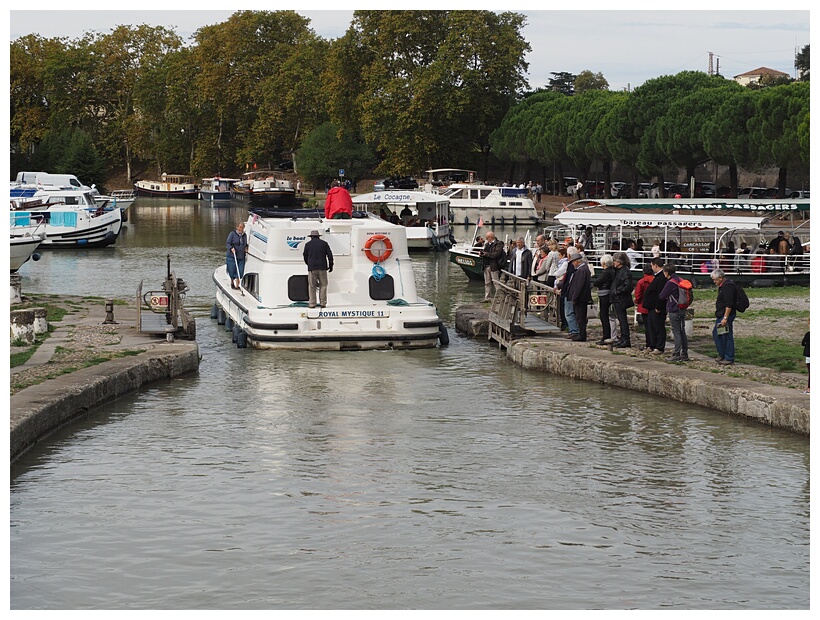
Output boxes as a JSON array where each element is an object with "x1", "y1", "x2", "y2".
[
  {"x1": 610, "y1": 252, "x2": 634, "y2": 348},
  {"x1": 593, "y1": 254, "x2": 615, "y2": 344}
]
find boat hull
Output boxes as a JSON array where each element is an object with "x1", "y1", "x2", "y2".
[
  {"x1": 230, "y1": 188, "x2": 301, "y2": 208},
  {"x1": 214, "y1": 270, "x2": 442, "y2": 351},
  {"x1": 448, "y1": 246, "x2": 485, "y2": 280},
  {"x1": 134, "y1": 187, "x2": 198, "y2": 199},
  {"x1": 450, "y1": 206, "x2": 540, "y2": 227},
  {"x1": 10, "y1": 235, "x2": 44, "y2": 271},
  {"x1": 199, "y1": 190, "x2": 233, "y2": 201}
]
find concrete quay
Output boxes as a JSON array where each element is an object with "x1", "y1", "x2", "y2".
[
  {"x1": 456, "y1": 305, "x2": 810, "y2": 436},
  {"x1": 10, "y1": 297, "x2": 200, "y2": 462}
]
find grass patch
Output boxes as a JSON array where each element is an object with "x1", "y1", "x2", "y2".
[
  {"x1": 693, "y1": 285, "x2": 809, "y2": 302},
  {"x1": 741, "y1": 308, "x2": 810, "y2": 320},
  {"x1": 691, "y1": 336, "x2": 806, "y2": 373}
]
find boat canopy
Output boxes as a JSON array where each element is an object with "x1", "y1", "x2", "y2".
[
  {"x1": 566, "y1": 198, "x2": 809, "y2": 212},
  {"x1": 424, "y1": 169, "x2": 477, "y2": 184},
  {"x1": 555, "y1": 211, "x2": 765, "y2": 231},
  {"x1": 352, "y1": 191, "x2": 450, "y2": 207}
]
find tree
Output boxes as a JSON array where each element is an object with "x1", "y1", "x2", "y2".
[
  {"x1": 324, "y1": 10, "x2": 529, "y2": 176},
  {"x1": 574, "y1": 70, "x2": 609, "y2": 94},
  {"x1": 795, "y1": 44, "x2": 809, "y2": 81},
  {"x1": 701, "y1": 85, "x2": 755, "y2": 196},
  {"x1": 547, "y1": 71, "x2": 576, "y2": 96},
  {"x1": 296, "y1": 122, "x2": 376, "y2": 187},
  {"x1": 749, "y1": 81, "x2": 809, "y2": 195}
]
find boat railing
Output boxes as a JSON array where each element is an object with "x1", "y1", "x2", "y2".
[{"x1": 580, "y1": 247, "x2": 809, "y2": 275}]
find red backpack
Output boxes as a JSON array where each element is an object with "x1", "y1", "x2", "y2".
[{"x1": 677, "y1": 278, "x2": 694, "y2": 309}]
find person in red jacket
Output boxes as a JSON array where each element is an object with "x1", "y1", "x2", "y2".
[
  {"x1": 324, "y1": 180, "x2": 353, "y2": 219},
  {"x1": 633, "y1": 263, "x2": 654, "y2": 351}
]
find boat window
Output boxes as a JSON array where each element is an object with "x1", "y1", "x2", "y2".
[
  {"x1": 480, "y1": 190, "x2": 491, "y2": 199},
  {"x1": 369, "y1": 274, "x2": 395, "y2": 300},
  {"x1": 241, "y1": 273, "x2": 259, "y2": 301},
  {"x1": 470, "y1": 189, "x2": 479, "y2": 200},
  {"x1": 64, "y1": 196, "x2": 79, "y2": 205},
  {"x1": 447, "y1": 189, "x2": 465, "y2": 199},
  {"x1": 288, "y1": 275, "x2": 309, "y2": 302},
  {"x1": 500, "y1": 202, "x2": 506, "y2": 206}
]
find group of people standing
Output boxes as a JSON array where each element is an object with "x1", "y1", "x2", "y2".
[{"x1": 478, "y1": 231, "x2": 746, "y2": 366}]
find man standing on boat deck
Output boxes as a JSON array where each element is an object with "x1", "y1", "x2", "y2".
[
  {"x1": 303, "y1": 230, "x2": 334, "y2": 309},
  {"x1": 324, "y1": 180, "x2": 353, "y2": 219},
  {"x1": 480, "y1": 231, "x2": 504, "y2": 301},
  {"x1": 226, "y1": 222, "x2": 248, "y2": 290}
]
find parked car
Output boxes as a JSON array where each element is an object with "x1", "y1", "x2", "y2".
[
  {"x1": 667, "y1": 183, "x2": 689, "y2": 198},
  {"x1": 278, "y1": 160, "x2": 294, "y2": 171},
  {"x1": 563, "y1": 176, "x2": 580, "y2": 195},
  {"x1": 738, "y1": 186, "x2": 767, "y2": 199},
  {"x1": 584, "y1": 180, "x2": 606, "y2": 197},
  {"x1": 716, "y1": 186, "x2": 732, "y2": 198},
  {"x1": 373, "y1": 180, "x2": 386, "y2": 191},
  {"x1": 648, "y1": 181, "x2": 674, "y2": 198},
  {"x1": 382, "y1": 176, "x2": 419, "y2": 190},
  {"x1": 695, "y1": 181, "x2": 716, "y2": 198},
  {"x1": 611, "y1": 181, "x2": 629, "y2": 198},
  {"x1": 761, "y1": 187, "x2": 792, "y2": 198},
  {"x1": 787, "y1": 190, "x2": 810, "y2": 199}
]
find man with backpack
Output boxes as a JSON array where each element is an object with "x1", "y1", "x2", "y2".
[
  {"x1": 659, "y1": 263, "x2": 692, "y2": 362},
  {"x1": 710, "y1": 268, "x2": 748, "y2": 366}
]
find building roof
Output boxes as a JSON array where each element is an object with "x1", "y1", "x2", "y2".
[{"x1": 733, "y1": 66, "x2": 790, "y2": 79}]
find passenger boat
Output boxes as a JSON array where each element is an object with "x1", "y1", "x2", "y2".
[
  {"x1": 134, "y1": 174, "x2": 198, "y2": 199},
  {"x1": 212, "y1": 209, "x2": 449, "y2": 350},
  {"x1": 10, "y1": 188, "x2": 123, "y2": 248},
  {"x1": 230, "y1": 171, "x2": 300, "y2": 207},
  {"x1": 351, "y1": 190, "x2": 454, "y2": 250},
  {"x1": 199, "y1": 177, "x2": 241, "y2": 202},
  {"x1": 435, "y1": 183, "x2": 539, "y2": 226},
  {"x1": 551, "y1": 198, "x2": 810, "y2": 287}
]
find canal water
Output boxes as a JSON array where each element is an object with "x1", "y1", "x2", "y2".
[{"x1": 11, "y1": 200, "x2": 810, "y2": 609}]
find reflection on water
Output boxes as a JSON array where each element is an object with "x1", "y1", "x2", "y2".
[{"x1": 11, "y1": 200, "x2": 810, "y2": 609}]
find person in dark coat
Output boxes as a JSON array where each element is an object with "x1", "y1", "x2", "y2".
[
  {"x1": 566, "y1": 251, "x2": 592, "y2": 341},
  {"x1": 610, "y1": 252, "x2": 634, "y2": 348},
  {"x1": 510, "y1": 237, "x2": 533, "y2": 279},
  {"x1": 642, "y1": 257, "x2": 668, "y2": 353},
  {"x1": 303, "y1": 229, "x2": 334, "y2": 308},
  {"x1": 711, "y1": 268, "x2": 738, "y2": 365},
  {"x1": 593, "y1": 254, "x2": 615, "y2": 344},
  {"x1": 480, "y1": 231, "x2": 504, "y2": 301},
  {"x1": 801, "y1": 321, "x2": 809, "y2": 394}
]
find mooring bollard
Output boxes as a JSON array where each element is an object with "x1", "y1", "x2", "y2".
[{"x1": 103, "y1": 298, "x2": 118, "y2": 324}]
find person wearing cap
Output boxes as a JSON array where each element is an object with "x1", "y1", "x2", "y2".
[
  {"x1": 324, "y1": 180, "x2": 353, "y2": 219},
  {"x1": 565, "y1": 248, "x2": 592, "y2": 341},
  {"x1": 226, "y1": 221, "x2": 248, "y2": 289},
  {"x1": 303, "y1": 230, "x2": 334, "y2": 308}
]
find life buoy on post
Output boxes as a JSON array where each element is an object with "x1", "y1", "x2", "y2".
[{"x1": 364, "y1": 234, "x2": 393, "y2": 262}]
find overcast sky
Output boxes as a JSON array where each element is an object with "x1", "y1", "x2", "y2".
[{"x1": 7, "y1": 5, "x2": 811, "y2": 92}]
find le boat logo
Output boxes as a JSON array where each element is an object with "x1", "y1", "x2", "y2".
[{"x1": 286, "y1": 235, "x2": 307, "y2": 249}]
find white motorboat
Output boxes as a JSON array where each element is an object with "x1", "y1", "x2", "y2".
[
  {"x1": 9, "y1": 228, "x2": 45, "y2": 271},
  {"x1": 199, "y1": 177, "x2": 241, "y2": 202},
  {"x1": 352, "y1": 190, "x2": 454, "y2": 250},
  {"x1": 11, "y1": 188, "x2": 123, "y2": 248},
  {"x1": 212, "y1": 209, "x2": 449, "y2": 350},
  {"x1": 435, "y1": 182, "x2": 540, "y2": 226}
]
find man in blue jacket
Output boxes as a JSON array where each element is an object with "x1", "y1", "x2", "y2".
[{"x1": 303, "y1": 230, "x2": 334, "y2": 308}]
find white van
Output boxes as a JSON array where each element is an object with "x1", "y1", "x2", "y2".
[{"x1": 15, "y1": 171, "x2": 89, "y2": 190}]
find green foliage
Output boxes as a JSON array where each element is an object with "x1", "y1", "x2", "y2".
[
  {"x1": 795, "y1": 44, "x2": 809, "y2": 81},
  {"x1": 296, "y1": 122, "x2": 376, "y2": 185},
  {"x1": 548, "y1": 71, "x2": 576, "y2": 95},
  {"x1": 574, "y1": 70, "x2": 609, "y2": 94}
]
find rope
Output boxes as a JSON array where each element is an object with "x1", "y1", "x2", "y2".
[{"x1": 372, "y1": 263, "x2": 386, "y2": 281}]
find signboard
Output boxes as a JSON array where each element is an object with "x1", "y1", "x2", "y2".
[
  {"x1": 528, "y1": 294, "x2": 548, "y2": 309},
  {"x1": 339, "y1": 169, "x2": 345, "y2": 177},
  {"x1": 149, "y1": 294, "x2": 169, "y2": 312}
]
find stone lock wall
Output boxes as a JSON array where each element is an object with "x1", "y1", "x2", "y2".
[{"x1": 10, "y1": 308, "x2": 48, "y2": 345}]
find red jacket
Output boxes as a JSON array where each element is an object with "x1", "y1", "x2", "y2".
[
  {"x1": 324, "y1": 187, "x2": 353, "y2": 218},
  {"x1": 634, "y1": 274, "x2": 653, "y2": 314}
]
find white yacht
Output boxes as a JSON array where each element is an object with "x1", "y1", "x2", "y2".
[
  {"x1": 212, "y1": 210, "x2": 449, "y2": 350},
  {"x1": 436, "y1": 183, "x2": 540, "y2": 226},
  {"x1": 10, "y1": 188, "x2": 123, "y2": 248}
]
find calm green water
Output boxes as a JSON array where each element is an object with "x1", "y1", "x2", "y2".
[{"x1": 10, "y1": 199, "x2": 810, "y2": 609}]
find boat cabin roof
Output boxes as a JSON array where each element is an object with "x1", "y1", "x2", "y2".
[
  {"x1": 566, "y1": 198, "x2": 810, "y2": 213},
  {"x1": 352, "y1": 191, "x2": 449, "y2": 207},
  {"x1": 555, "y1": 211, "x2": 765, "y2": 231}
]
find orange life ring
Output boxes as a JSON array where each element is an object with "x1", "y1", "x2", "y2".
[{"x1": 363, "y1": 234, "x2": 393, "y2": 262}]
